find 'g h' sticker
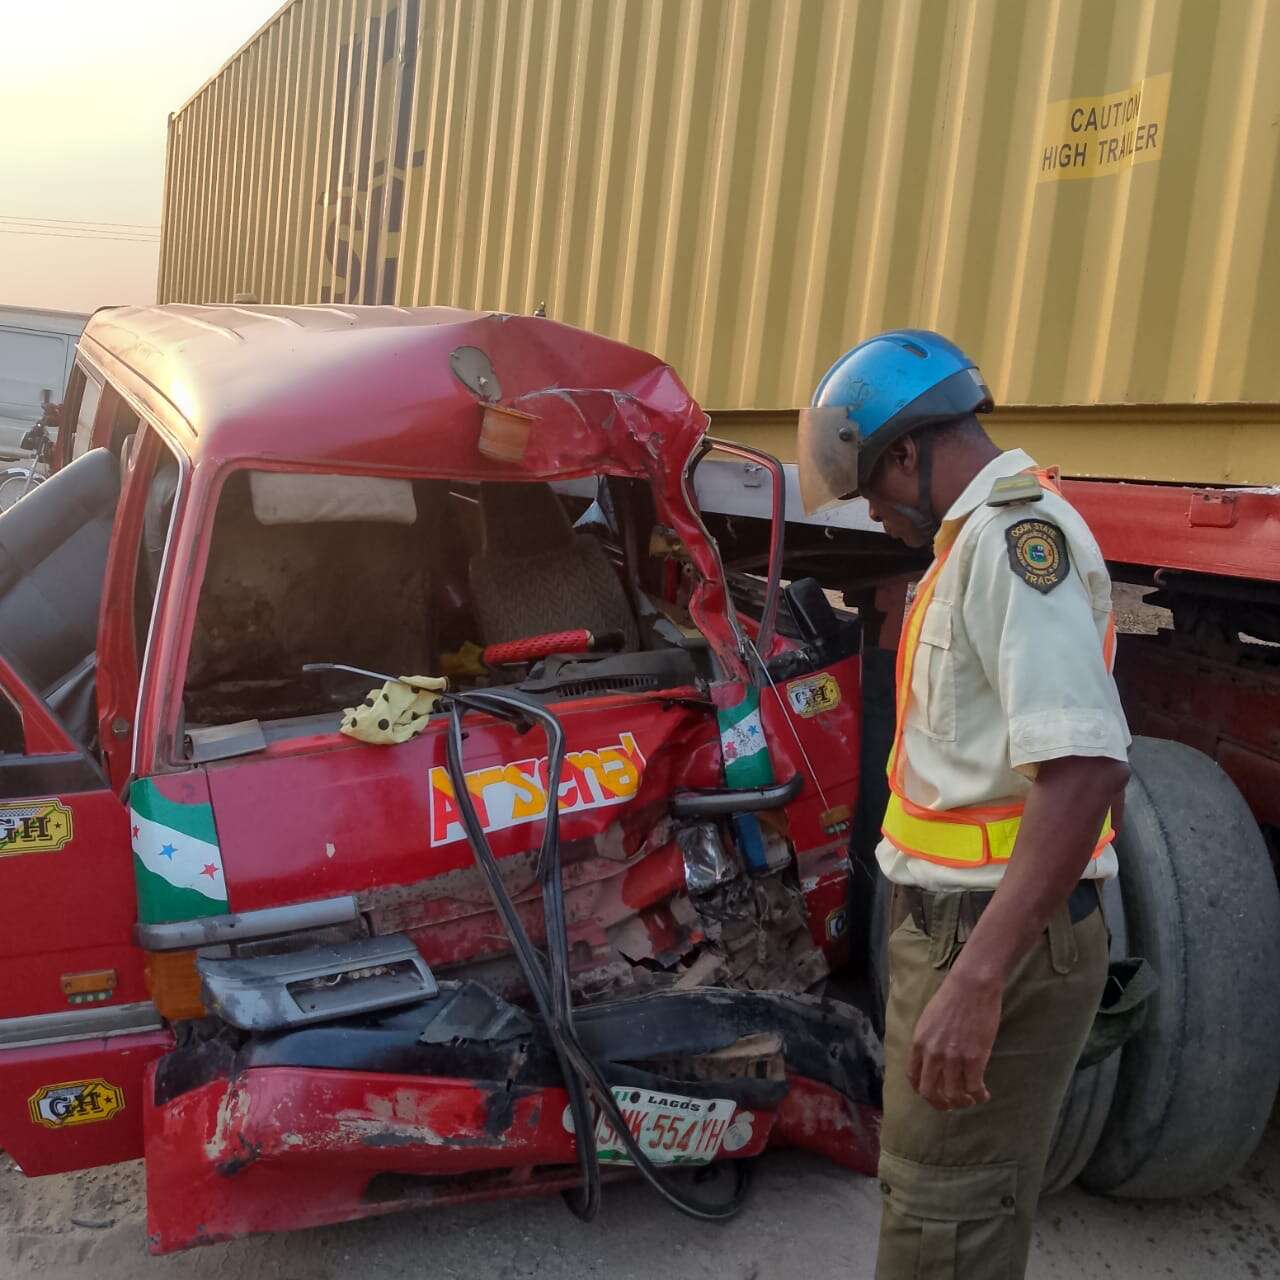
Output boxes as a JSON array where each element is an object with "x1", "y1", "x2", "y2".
[
  {"x1": 1005, "y1": 519, "x2": 1069, "y2": 594},
  {"x1": 28, "y1": 1079, "x2": 124, "y2": 1129}
]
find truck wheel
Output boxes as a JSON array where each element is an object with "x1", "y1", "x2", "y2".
[
  {"x1": 1042, "y1": 875, "x2": 1127, "y2": 1195},
  {"x1": 1081, "y1": 737, "x2": 1280, "y2": 1198}
]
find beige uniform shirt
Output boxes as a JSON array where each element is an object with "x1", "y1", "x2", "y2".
[{"x1": 877, "y1": 449, "x2": 1131, "y2": 891}]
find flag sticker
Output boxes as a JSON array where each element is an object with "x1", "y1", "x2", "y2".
[
  {"x1": 717, "y1": 686, "x2": 775, "y2": 789},
  {"x1": 129, "y1": 779, "x2": 227, "y2": 924},
  {"x1": 720, "y1": 710, "x2": 765, "y2": 765}
]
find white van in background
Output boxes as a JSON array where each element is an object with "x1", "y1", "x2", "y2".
[{"x1": 0, "y1": 306, "x2": 87, "y2": 459}]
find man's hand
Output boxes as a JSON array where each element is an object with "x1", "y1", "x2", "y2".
[
  {"x1": 903, "y1": 755, "x2": 1128, "y2": 1110},
  {"x1": 907, "y1": 970, "x2": 1000, "y2": 1109}
]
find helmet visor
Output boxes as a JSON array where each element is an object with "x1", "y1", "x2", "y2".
[{"x1": 797, "y1": 406, "x2": 863, "y2": 514}]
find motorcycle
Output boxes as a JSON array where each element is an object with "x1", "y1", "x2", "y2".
[{"x1": 0, "y1": 391, "x2": 58, "y2": 512}]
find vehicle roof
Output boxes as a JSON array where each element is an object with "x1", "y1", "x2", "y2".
[
  {"x1": 0, "y1": 305, "x2": 89, "y2": 334},
  {"x1": 78, "y1": 304, "x2": 704, "y2": 478}
]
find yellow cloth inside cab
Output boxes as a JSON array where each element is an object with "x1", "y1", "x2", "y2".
[{"x1": 341, "y1": 675, "x2": 448, "y2": 745}]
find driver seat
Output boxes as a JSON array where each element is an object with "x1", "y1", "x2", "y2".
[{"x1": 468, "y1": 483, "x2": 639, "y2": 650}]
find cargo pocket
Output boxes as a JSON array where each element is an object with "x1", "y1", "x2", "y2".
[
  {"x1": 876, "y1": 1150, "x2": 1018, "y2": 1280},
  {"x1": 911, "y1": 600, "x2": 956, "y2": 741}
]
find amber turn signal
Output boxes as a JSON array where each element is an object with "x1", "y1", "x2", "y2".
[{"x1": 143, "y1": 950, "x2": 206, "y2": 1022}]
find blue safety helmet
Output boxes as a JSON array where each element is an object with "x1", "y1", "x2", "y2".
[{"x1": 797, "y1": 329, "x2": 993, "y2": 514}]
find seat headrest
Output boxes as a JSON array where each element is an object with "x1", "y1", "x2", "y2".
[{"x1": 477, "y1": 482, "x2": 574, "y2": 558}]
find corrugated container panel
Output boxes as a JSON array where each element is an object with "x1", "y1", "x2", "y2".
[{"x1": 160, "y1": 0, "x2": 1280, "y2": 419}]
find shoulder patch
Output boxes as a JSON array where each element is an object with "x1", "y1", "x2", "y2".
[{"x1": 1005, "y1": 519, "x2": 1069, "y2": 593}]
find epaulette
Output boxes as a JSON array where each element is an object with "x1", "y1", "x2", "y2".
[{"x1": 986, "y1": 473, "x2": 1044, "y2": 507}]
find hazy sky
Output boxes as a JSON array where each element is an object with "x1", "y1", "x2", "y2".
[{"x1": 1, "y1": 1, "x2": 283, "y2": 314}]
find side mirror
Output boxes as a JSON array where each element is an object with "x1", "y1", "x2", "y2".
[{"x1": 784, "y1": 578, "x2": 862, "y2": 666}]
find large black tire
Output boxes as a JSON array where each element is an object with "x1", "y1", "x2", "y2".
[
  {"x1": 1081, "y1": 737, "x2": 1280, "y2": 1197},
  {"x1": 1042, "y1": 875, "x2": 1127, "y2": 1195}
]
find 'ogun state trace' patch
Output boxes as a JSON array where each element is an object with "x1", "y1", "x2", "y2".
[{"x1": 1006, "y1": 519, "x2": 1070, "y2": 594}]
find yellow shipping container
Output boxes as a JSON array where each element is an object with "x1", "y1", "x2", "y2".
[{"x1": 159, "y1": 0, "x2": 1280, "y2": 484}]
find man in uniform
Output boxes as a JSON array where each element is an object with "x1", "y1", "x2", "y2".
[{"x1": 797, "y1": 330, "x2": 1131, "y2": 1279}]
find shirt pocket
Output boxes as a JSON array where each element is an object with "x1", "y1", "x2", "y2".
[{"x1": 910, "y1": 599, "x2": 957, "y2": 742}]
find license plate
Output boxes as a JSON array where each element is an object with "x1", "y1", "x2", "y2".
[{"x1": 593, "y1": 1087, "x2": 737, "y2": 1166}]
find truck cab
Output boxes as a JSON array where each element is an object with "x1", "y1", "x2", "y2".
[{"x1": 0, "y1": 305, "x2": 876, "y2": 1249}]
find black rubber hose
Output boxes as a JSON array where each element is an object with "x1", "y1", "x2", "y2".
[
  {"x1": 444, "y1": 690, "x2": 751, "y2": 1222},
  {"x1": 456, "y1": 690, "x2": 601, "y2": 1220},
  {"x1": 455, "y1": 691, "x2": 592, "y2": 1218},
  {"x1": 444, "y1": 697, "x2": 601, "y2": 1220}
]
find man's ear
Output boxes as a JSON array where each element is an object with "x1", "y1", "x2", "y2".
[{"x1": 884, "y1": 435, "x2": 918, "y2": 477}]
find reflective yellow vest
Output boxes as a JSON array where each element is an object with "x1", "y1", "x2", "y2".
[{"x1": 882, "y1": 471, "x2": 1117, "y2": 869}]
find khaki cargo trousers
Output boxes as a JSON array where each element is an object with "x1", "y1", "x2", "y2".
[{"x1": 875, "y1": 885, "x2": 1108, "y2": 1280}]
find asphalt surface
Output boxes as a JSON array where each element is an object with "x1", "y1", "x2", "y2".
[{"x1": 3, "y1": 1115, "x2": 1277, "y2": 1279}]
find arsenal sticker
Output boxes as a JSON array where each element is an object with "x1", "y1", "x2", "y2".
[{"x1": 1005, "y1": 519, "x2": 1070, "y2": 594}]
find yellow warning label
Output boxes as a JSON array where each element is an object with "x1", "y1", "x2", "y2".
[{"x1": 1038, "y1": 73, "x2": 1171, "y2": 183}]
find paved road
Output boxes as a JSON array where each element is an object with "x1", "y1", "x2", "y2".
[{"x1": 3, "y1": 1118, "x2": 1277, "y2": 1279}]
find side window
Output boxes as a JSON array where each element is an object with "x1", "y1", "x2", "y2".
[
  {"x1": 131, "y1": 432, "x2": 180, "y2": 669},
  {"x1": 109, "y1": 401, "x2": 140, "y2": 457},
  {"x1": 84, "y1": 426, "x2": 182, "y2": 788},
  {"x1": 71, "y1": 371, "x2": 104, "y2": 460},
  {"x1": 0, "y1": 688, "x2": 23, "y2": 757},
  {"x1": 55, "y1": 365, "x2": 85, "y2": 463},
  {"x1": 0, "y1": 446, "x2": 122, "y2": 755}
]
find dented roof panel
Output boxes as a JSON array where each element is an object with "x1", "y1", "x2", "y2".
[{"x1": 77, "y1": 304, "x2": 708, "y2": 478}]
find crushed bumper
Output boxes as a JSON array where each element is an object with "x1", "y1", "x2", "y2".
[{"x1": 144, "y1": 986, "x2": 881, "y2": 1252}]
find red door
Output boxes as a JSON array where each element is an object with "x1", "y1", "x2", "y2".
[{"x1": 0, "y1": 658, "x2": 170, "y2": 1176}]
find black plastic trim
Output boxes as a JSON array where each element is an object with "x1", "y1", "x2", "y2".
[
  {"x1": 153, "y1": 983, "x2": 882, "y2": 1114},
  {"x1": 669, "y1": 771, "x2": 804, "y2": 818}
]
